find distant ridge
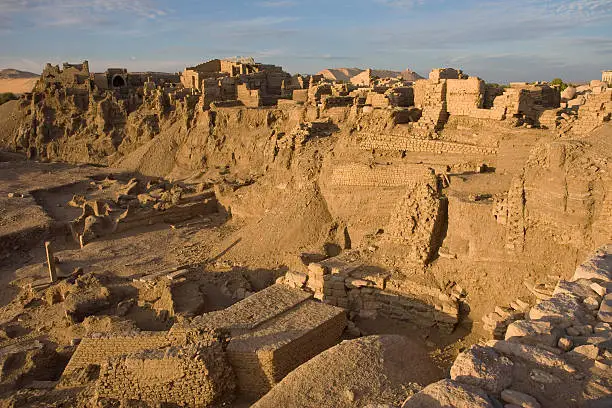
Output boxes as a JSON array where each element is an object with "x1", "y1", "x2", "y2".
[
  {"x1": 0, "y1": 69, "x2": 39, "y2": 80},
  {"x1": 316, "y1": 67, "x2": 424, "y2": 83}
]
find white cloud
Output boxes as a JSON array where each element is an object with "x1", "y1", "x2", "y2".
[
  {"x1": 554, "y1": 0, "x2": 612, "y2": 16},
  {"x1": 376, "y1": 0, "x2": 427, "y2": 8},
  {"x1": 0, "y1": 0, "x2": 167, "y2": 29},
  {"x1": 257, "y1": 1, "x2": 298, "y2": 7}
]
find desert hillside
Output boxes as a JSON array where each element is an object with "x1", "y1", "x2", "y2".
[
  {"x1": 0, "y1": 69, "x2": 38, "y2": 94},
  {"x1": 318, "y1": 67, "x2": 424, "y2": 82}
]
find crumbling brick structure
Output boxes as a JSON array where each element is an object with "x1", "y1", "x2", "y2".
[
  {"x1": 181, "y1": 284, "x2": 347, "y2": 397},
  {"x1": 285, "y1": 256, "x2": 459, "y2": 334},
  {"x1": 60, "y1": 284, "x2": 346, "y2": 403},
  {"x1": 180, "y1": 57, "x2": 292, "y2": 108}
]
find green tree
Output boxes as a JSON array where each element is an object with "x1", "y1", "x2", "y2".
[{"x1": 551, "y1": 78, "x2": 568, "y2": 91}]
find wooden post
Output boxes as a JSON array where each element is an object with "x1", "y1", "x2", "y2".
[{"x1": 45, "y1": 241, "x2": 57, "y2": 283}]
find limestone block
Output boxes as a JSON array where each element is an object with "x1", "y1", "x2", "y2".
[
  {"x1": 500, "y1": 389, "x2": 541, "y2": 408},
  {"x1": 488, "y1": 340, "x2": 576, "y2": 373},
  {"x1": 553, "y1": 279, "x2": 600, "y2": 300},
  {"x1": 402, "y1": 379, "x2": 495, "y2": 408},
  {"x1": 505, "y1": 320, "x2": 561, "y2": 347},
  {"x1": 528, "y1": 294, "x2": 589, "y2": 327},
  {"x1": 283, "y1": 271, "x2": 308, "y2": 289},
  {"x1": 571, "y1": 247, "x2": 612, "y2": 282},
  {"x1": 598, "y1": 293, "x2": 612, "y2": 323},
  {"x1": 450, "y1": 345, "x2": 513, "y2": 393},
  {"x1": 308, "y1": 262, "x2": 329, "y2": 278},
  {"x1": 561, "y1": 86, "x2": 577, "y2": 100},
  {"x1": 569, "y1": 344, "x2": 600, "y2": 360}
]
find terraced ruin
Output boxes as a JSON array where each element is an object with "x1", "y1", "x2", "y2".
[{"x1": 0, "y1": 58, "x2": 610, "y2": 407}]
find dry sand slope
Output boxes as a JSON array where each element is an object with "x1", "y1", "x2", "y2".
[{"x1": 0, "y1": 78, "x2": 37, "y2": 94}]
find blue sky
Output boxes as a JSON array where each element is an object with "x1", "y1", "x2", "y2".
[{"x1": 1, "y1": 0, "x2": 611, "y2": 82}]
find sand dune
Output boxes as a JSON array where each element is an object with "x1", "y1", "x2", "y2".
[{"x1": 0, "y1": 78, "x2": 37, "y2": 94}]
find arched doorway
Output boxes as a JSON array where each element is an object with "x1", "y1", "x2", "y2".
[{"x1": 112, "y1": 75, "x2": 126, "y2": 88}]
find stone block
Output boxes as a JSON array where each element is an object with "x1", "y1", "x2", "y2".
[
  {"x1": 501, "y1": 389, "x2": 541, "y2": 408},
  {"x1": 450, "y1": 345, "x2": 513, "y2": 393},
  {"x1": 505, "y1": 320, "x2": 561, "y2": 347},
  {"x1": 598, "y1": 293, "x2": 612, "y2": 323}
]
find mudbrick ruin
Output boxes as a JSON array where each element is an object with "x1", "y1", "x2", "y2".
[{"x1": 0, "y1": 57, "x2": 610, "y2": 408}]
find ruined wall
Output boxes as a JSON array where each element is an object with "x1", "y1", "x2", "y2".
[
  {"x1": 226, "y1": 300, "x2": 346, "y2": 397},
  {"x1": 444, "y1": 193, "x2": 508, "y2": 259},
  {"x1": 384, "y1": 182, "x2": 446, "y2": 264},
  {"x1": 35, "y1": 61, "x2": 90, "y2": 92},
  {"x1": 569, "y1": 90, "x2": 612, "y2": 135},
  {"x1": 330, "y1": 163, "x2": 436, "y2": 187},
  {"x1": 60, "y1": 332, "x2": 176, "y2": 382},
  {"x1": 388, "y1": 86, "x2": 414, "y2": 107},
  {"x1": 237, "y1": 84, "x2": 262, "y2": 108},
  {"x1": 404, "y1": 245, "x2": 612, "y2": 408},
  {"x1": 322, "y1": 95, "x2": 354, "y2": 110},
  {"x1": 321, "y1": 163, "x2": 445, "y2": 262},
  {"x1": 413, "y1": 79, "x2": 446, "y2": 109},
  {"x1": 358, "y1": 132, "x2": 499, "y2": 155},
  {"x1": 178, "y1": 284, "x2": 346, "y2": 398},
  {"x1": 429, "y1": 68, "x2": 461, "y2": 81},
  {"x1": 366, "y1": 92, "x2": 391, "y2": 108},
  {"x1": 446, "y1": 77, "x2": 485, "y2": 116},
  {"x1": 301, "y1": 258, "x2": 459, "y2": 334},
  {"x1": 96, "y1": 342, "x2": 235, "y2": 407}
]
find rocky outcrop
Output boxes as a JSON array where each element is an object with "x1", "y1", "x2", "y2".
[{"x1": 402, "y1": 244, "x2": 612, "y2": 407}]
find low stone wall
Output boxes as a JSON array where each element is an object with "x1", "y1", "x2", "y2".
[
  {"x1": 322, "y1": 95, "x2": 354, "y2": 109},
  {"x1": 288, "y1": 257, "x2": 460, "y2": 334}
]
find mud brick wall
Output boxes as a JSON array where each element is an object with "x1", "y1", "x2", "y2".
[
  {"x1": 305, "y1": 260, "x2": 459, "y2": 334},
  {"x1": 322, "y1": 95, "x2": 354, "y2": 109},
  {"x1": 388, "y1": 86, "x2": 414, "y2": 107},
  {"x1": 292, "y1": 89, "x2": 308, "y2": 103},
  {"x1": 385, "y1": 183, "x2": 446, "y2": 264},
  {"x1": 96, "y1": 343, "x2": 234, "y2": 406},
  {"x1": 182, "y1": 285, "x2": 345, "y2": 398},
  {"x1": 237, "y1": 84, "x2": 262, "y2": 108},
  {"x1": 444, "y1": 193, "x2": 508, "y2": 260},
  {"x1": 61, "y1": 332, "x2": 176, "y2": 379},
  {"x1": 504, "y1": 176, "x2": 526, "y2": 252},
  {"x1": 330, "y1": 163, "x2": 436, "y2": 187},
  {"x1": 200, "y1": 78, "x2": 222, "y2": 107},
  {"x1": 308, "y1": 83, "x2": 332, "y2": 104},
  {"x1": 445, "y1": 78, "x2": 485, "y2": 116},
  {"x1": 570, "y1": 90, "x2": 612, "y2": 135},
  {"x1": 358, "y1": 132, "x2": 499, "y2": 155},
  {"x1": 414, "y1": 104, "x2": 448, "y2": 131},
  {"x1": 413, "y1": 79, "x2": 446, "y2": 108},
  {"x1": 429, "y1": 68, "x2": 460, "y2": 81},
  {"x1": 227, "y1": 304, "x2": 346, "y2": 397},
  {"x1": 366, "y1": 92, "x2": 391, "y2": 108}
]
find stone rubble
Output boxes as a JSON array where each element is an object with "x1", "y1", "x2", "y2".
[{"x1": 402, "y1": 244, "x2": 612, "y2": 407}]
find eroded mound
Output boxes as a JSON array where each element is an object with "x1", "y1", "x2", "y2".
[{"x1": 253, "y1": 335, "x2": 440, "y2": 408}]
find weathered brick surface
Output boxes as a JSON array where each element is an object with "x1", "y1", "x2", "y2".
[
  {"x1": 96, "y1": 341, "x2": 235, "y2": 407},
  {"x1": 358, "y1": 132, "x2": 498, "y2": 155},
  {"x1": 330, "y1": 163, "x2": 436, "y2": 187}
]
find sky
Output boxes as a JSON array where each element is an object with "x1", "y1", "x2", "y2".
[{"x1": 0, "y1": 0, "x2": 611, "y2": 83}]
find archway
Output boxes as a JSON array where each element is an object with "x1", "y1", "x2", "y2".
[{"x1": 112, "y1": 75, "x2": 126, "y2": 88}]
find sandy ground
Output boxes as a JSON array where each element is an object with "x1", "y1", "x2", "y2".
[{"x1": 0, "y1": 78, "x2": 37, "y2": 94}]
